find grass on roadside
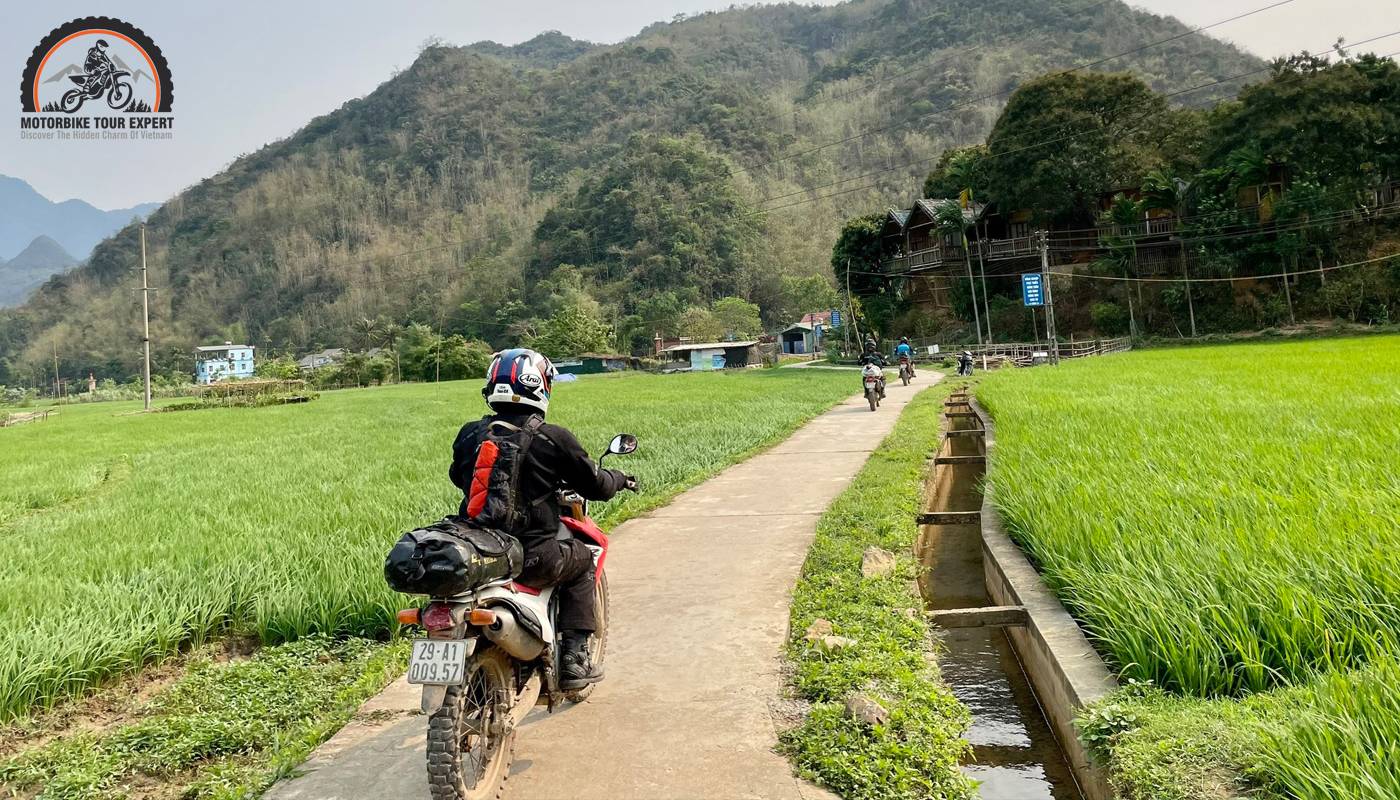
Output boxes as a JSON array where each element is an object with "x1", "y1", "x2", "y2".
[
  {"x1": 0, "y1": 636, "x2": 408, "y2": 800},
  {"x1": 780, "y1": 386, "x2": 974, "y2": 800}
]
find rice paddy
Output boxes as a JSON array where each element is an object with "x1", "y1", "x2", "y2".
[
  {"x1": 0, "y1": 369, "x2": 855, "y2": 721},
  {"x1": 977, "y1": 335, "x2": 1400, "y2": 797}
]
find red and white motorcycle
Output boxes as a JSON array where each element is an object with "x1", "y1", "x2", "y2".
[
  {"x1": 398, "y1": 433, "x2": 638, "y2": 800},
  {"x1": 862, "y1": 363, "x2": 885, "y2": 411}
]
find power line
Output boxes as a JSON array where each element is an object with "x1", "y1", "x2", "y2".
[
  {"x1": 730, "y1": 0, "x2": 1298, "y2": 178},
  {"x1": 1049, "y1": 251, "x2": 1400, "y2": 283}
]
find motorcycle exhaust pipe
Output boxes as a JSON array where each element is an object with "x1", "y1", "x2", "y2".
[{"x1": 480, "y1": 607, "x2": 546, "y2": 661}]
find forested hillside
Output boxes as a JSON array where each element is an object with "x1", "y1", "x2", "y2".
[{"x1": 0, "y1": 0, "x2": 1262, "y2": 384}]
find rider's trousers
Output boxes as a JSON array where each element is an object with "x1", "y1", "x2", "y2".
[{"x1": 519, "y1": 537, "x2": 597, "y2": 633}]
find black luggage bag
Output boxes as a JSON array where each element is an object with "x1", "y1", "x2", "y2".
[{"x1": 384, "y1": 516, "x2": 524, "y2": 596}]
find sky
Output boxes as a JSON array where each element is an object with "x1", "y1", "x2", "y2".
[{"x1": 3, "y1": 0, "x2": 1398, "y2": 210}]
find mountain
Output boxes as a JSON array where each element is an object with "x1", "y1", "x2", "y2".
[
  {"x1": 465, "y1": 31, "x2": 599, "y2": 70},
  {"x1": 0, "y1": 175, "x2": 158, "y2": 261},
  {"x1": 0, "y1": 235, "x2": 78, "y2": 308},
  {"x1": 1, "y1": 0, "x2": 1263, "y2": 381}
]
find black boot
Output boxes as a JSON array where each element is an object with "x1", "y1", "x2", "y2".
[{"x1": 560, "y1": 631, "x2": 603, "y2": 689}]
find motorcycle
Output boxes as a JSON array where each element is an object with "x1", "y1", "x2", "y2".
[
  {"x1": 862, "y1": 363, "x2": 884, "y2": 412},
  {"x1": 898, "y1": 356, "x2": 913, "y2": 386},
  {"x1": 399, "y1": 433, "x2": 638, "y2": 800},
  {"x1": 59, "y1": 70, "x2": 133, "y2": 113}
]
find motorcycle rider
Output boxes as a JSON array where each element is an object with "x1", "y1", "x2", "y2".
[
  {"x1": 895, "y1": 336, "x2": 916, "y2": 378},
  {"x1": 82, "y1": 39, "x2": 115, "y2": 94},
  {"x1": 448, "y1": 348, "x2": 635, "y2": 689},
  {"x1": 958, "y1": 350, "x2": 974, "y2": 377},
  {"x1": 857, "y1": 340, "x2": 887, "y2": 398}
]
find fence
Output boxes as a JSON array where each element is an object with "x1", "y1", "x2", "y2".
[{"x1": 910, "y1": 337, "x2": 1132, "y2": 367}]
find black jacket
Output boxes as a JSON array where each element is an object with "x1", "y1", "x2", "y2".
[
  {"x1": 859, "y1": 352, "x2": 888, "y2": 367},
  {"x1": 449, "y1": 412, "x2": 629, "y2": 550}
]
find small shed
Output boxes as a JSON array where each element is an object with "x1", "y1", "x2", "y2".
[
  {"x1": 780, "y1": 323, "x2": 815, "y2": 355},
  {"x1": 554, "y1": 354, "x2": 639, "y2": 375},
  {"x1": 661, "y1": 341, "x2": 760, "y2": 371}
]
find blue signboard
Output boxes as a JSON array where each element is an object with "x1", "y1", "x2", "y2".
[
  {"x1": 830, "y1": 309, "x2": 842, "y2": 328},
  {"x1": 1021, "y1": 273, "x2": 1045, "y2": 307}
]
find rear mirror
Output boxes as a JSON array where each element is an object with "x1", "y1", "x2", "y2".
[{"x1": 607, "y1": 433, "x2": 638, "y2": 456}]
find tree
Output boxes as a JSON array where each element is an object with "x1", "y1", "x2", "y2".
[
  {"x1": 775, "y1": 275, "x2": 841, "y2": 325},
  {"x1": 353, "y1": 317, "x2": 382, "y2": 352},
  {"x1": 255, "y1": 356, "x2": 301, "y2": 380},
  {"x1": 1098, "y1": 194, "x2": 1144, "y2": 334},
  {"x1": 377, "y1": 319, "x2": 404, "y2": 382},
  {"x1": 678, "y1": 306, "x2": 723, "y2": 342},
  {"x1": 529, "y1": 301, "x2": 612, "y2": 359},
  {"x1": 711, "y1": 297, "x2": 762, "y2": 340},
  {"x1": 923, "y1": 145, "x2": 988, "y2": 200},
  {"x1": 831, "y1": 214, "x2": 892, "y2": 297},
  {"x1": 984, "y1": 72, "x2": 1167, "y2": 225},
  {"x1": 1142, "y1": 169, "x2": 1198, "y2": 337},
  {"x1": 935, "y1": 202, "x2": 983, "y2": 345}
]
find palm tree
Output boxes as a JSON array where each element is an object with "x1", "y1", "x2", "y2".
[
  {"x1": 1103, "y1": 194, "x2": 1144, "y2": 335},
  {"x1": 376, "y1": 318, "x2": 404, "y2": 383},
  {"x1": 945, "y1": 151, "x2": 993, "y2": 342},
  {"x1": 935, "y1": 202, "x2": 984, "y2": 346},
  {"x1": 353, "y1": 317, "x2": 382, "y2": 353},
  {"x1": 1142, "y1": 170, "x2": 1197, "y2": 337}
]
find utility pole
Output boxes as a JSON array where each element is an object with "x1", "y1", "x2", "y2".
[
  {"x1": 845, "y1": 259, "x2": 862, "y2": 353},
  {"x1": 140, "y1": 223, "x2": 152, "y2": 411},
  {"x1": 1039, "y1": 231, "x2": 1060, "y2": 366},
  {"x1": 961, "y1": 236, "x2": 983, "y2": 348},
  {"x1": 52, "y1": 340, "x2": 59, "y2": 399}
]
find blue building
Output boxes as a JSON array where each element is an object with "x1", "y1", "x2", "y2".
[{"x1": 195, "y1": 342, "x2": 255, "y2": 384}]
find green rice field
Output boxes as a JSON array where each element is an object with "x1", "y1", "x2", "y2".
[
  {"x1": 0, "y1": 369, "x2": 854, "y2": 721},
  {"x1": 977, "y1": 335, "x2": 1400, "y2": 798}
]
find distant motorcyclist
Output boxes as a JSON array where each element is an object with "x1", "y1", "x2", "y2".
[
  {"x1": 858, "y1": 341, "x2": 887, "y2": 398},
  {"x1": 895, "y1": 336, "x2": 916, "y2": 378},
  {"x1": 448, "y1": 348, "x2": 636, "y2": 689},
  {"x1": 82, "y1": 39, "x2": 115, "y2": 93},
  {"x1": 957, "y1": 350, "x2": 974, "y2": 377}
]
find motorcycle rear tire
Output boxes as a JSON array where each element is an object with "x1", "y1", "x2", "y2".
[
  {"x1": 564, "y1": 570, "x2": 610, "y2": 703},
  {"x1": 427, "y1": 647, "x2": 516, "y2": 800},
  {"x1": 867, "y1": 390, "x2": 878, "y2": 412}
]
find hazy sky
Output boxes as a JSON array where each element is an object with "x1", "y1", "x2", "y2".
[{"x1": 4, "y1": 0, "x2": 1397, "y2": 209}]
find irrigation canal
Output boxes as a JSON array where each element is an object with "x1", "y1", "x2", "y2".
[{"x1": 917, "y1": 390, "x2": 1081, "y2": 800}]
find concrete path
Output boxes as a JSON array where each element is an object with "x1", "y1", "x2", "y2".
[{"x1": 267, "y1": 373, "x2": 940, "y2": 800}]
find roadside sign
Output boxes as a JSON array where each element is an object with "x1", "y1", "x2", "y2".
[
  {"x1": 830, "y1": 310, "x2": 842, "y2": 328},
  {"x1": 1022, "y1": 273, "x2": 1045, "y2": 307}
]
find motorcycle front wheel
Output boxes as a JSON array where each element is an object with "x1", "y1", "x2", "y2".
[
  {"x1": 107, "y1": 80, "x2": 133, "y2": 110},
  {"x1": 59, "y1": 89, "x2": 84, "y2": 113},
  {"x1": 426, "y1": 647, "x2": 516, "y2": 800},
  {"x1": 564, "y1": 570, "x2": 610, "y2": 703}
]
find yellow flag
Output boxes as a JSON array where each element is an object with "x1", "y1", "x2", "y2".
[{"x1": 959, "y1": 188, "x2": 971, "y2": 209}]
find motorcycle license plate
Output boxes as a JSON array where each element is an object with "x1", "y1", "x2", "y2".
[
  {"x1": 408, "y1": 639, "x2": 470, "y2": 685},
  {"x1": 864, "y1": 379, "x2": 878, "y2": 386}
]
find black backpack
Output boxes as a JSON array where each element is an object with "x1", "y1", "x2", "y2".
[{"x1": 461, "y1": 416, "x2": 547, "y2": 535}]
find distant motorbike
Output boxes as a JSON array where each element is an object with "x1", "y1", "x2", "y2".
[
  {"x1": 399, "y1": 433, "x2": 638, "y2": 800},
  {"x1": 59, "y1": 70, "x2": 133, "y2": 113},
  {"x1": 862, "y1": 363, "x2": 884, "y2": 411},
  {"x1": 898, "y1": 356, "x2": 913, "y2": 386}
]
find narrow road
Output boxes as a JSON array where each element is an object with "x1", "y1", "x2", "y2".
[{"x1": 267, "y1": 373, "x2": 938, "y2": 800}]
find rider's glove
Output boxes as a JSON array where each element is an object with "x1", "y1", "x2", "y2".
[{"x1": 623, "y1": 475, "x2": 640, "y2": 492}]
